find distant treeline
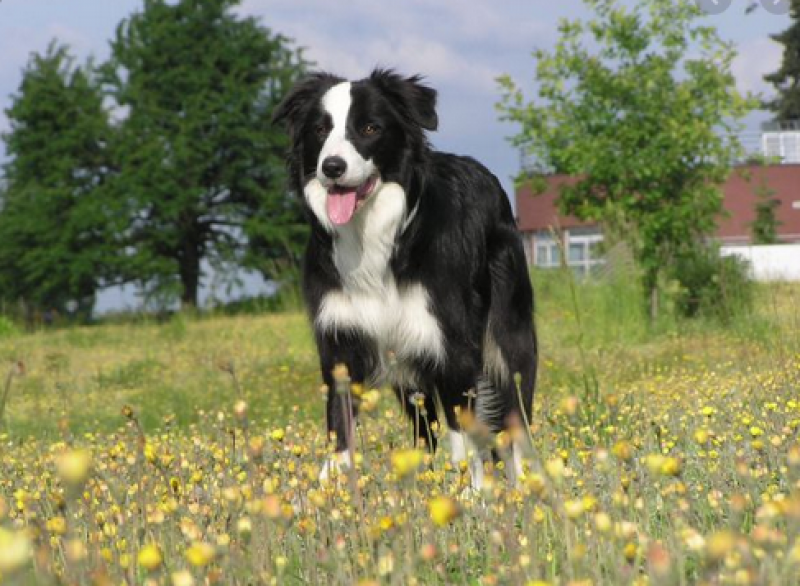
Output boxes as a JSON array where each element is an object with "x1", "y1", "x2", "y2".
[{"x1": 0, "y1": 0, "x2": 308, "y2": 319}]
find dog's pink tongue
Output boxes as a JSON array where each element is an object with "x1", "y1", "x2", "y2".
[{"x1": 327, "y1": 188, "x2": 357, "y2": 225}]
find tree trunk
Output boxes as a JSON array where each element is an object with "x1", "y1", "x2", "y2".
[
  {"x1": 643, "y1": 266, "x2": 659, "y2": 322},
  {"x1": 650, "y1": 285, "x2": 659, "y2": 322},
  {"x1": 179, "y1": 237, "x2": 201, "y2": 310}
]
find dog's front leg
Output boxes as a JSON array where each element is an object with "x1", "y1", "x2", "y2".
[
  {"x1": 317, "y1": 331, "x2": 371, "y2": 481},
  {"x1": 319, "y1": 370, "x2": 358, "y2": 480}
]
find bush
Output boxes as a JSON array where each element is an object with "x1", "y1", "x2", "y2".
[
  {"x1": 0, "y1": 315, "x2": 20, "y2": 338},
  {"x1": 670, "y1": 245, "x2": 754, "y2": 321}
]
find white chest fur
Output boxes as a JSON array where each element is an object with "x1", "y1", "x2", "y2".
[{"x1": 315, "y1": 183, "x2": 445, "y2": 384}]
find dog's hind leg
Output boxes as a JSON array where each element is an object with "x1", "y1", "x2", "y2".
[
  {"x1": 486, "y1": 226, "x2": 538, "y2": 482},
  {"x1": 435, "y1": 374, "x2": 492, "y2": 491},
  {"x1": 447, "y1": 428, "x2": 487, "y2": 490}
]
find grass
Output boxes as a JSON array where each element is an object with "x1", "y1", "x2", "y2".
[
  {"x1": 0, "y1": 275, "x2": 799, "y2": 584},
  {"x1": 0, "y1": 312, "x2": 321, "y2": 437}
]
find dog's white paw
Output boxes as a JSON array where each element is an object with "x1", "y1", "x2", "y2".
[
  {"x1": 319, "y1": 450, "x2": 353, "y2": 483},
  {"x1": 509, "y1": 436, "x2": 534, "y2": 487},
  {"x1": 448, "y1": 430, "x2": 487, "y2": 491}
]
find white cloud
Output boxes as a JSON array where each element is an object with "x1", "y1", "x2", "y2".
[
  {"x1": 236, "y1": 0, "x2": 544, "y2": 96},
  {"x1": 45, "y1": 23, "x2": 95, "y2": 56},
  {"x1": 733, "y1": 37, "x2": 782, "y2": 99},
  {"x1": 0, "y1": 22, "x2": 97, "y2": 97}
]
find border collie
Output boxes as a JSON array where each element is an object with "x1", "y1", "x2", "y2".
[{"x1": 273, "y1": 69, "x2": 537, "y2": 487}]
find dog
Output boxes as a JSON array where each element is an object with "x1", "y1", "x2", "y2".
[{"x1": 272, "y1": 69, "x2": 537, "y2": 487}]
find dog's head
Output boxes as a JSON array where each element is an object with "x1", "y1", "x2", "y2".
[{"x1": 273, "y1": 69, "x2": 437, "y2": 230}]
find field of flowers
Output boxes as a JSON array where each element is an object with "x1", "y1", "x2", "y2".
[{"x1": 0, "y1": 281, "x2": 799, "y2": 585}]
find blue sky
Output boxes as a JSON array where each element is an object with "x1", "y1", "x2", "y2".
[
  {"x1": 0, "y1": 0, "x2": 789, "y2": 309},
  {"x1": 0, "y1": 0, "x2": 788, "y2": 187}
]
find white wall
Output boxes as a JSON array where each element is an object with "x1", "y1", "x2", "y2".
[{"x1": 721, "y1": 244, "x2": 800, "y2": 282}]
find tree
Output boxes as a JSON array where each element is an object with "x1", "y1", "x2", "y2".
[
  {"x1": 498, "y1": 0, "x2": 754, "y2": 319},
  {"x1": 0, "y1": 42, "x2": 116, "y2": 319},
  {"x1": 102, "y1": 0, "x2": 307, "y2": 308},
  {"x1": 763, "y1": 0, "x2": 800, "y2": 121}
]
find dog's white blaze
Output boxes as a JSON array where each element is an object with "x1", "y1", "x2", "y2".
[
  {"x1": 448, "y1": 430, "x2": 485, "y2": 490},
  {"x1": 318, "y1": 81, "x2": 375, "y2": 189},
  {"x1": 321, "y1": 82, "x2": 351, "y2": 144},
  {"x1": 316, "y1": 182, "x2": 445, "y2": 381}
]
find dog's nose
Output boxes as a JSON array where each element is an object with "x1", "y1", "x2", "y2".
[{"x1": 321, "y1": 156, "x2": 347, "y2": 179}]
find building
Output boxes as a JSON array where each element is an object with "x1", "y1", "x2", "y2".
[
  {"x1": 517, "y1": 164, "x2": 800, "y2": 274},
  {"x1": 516, "y1": 174, "x2": 607, "y2": 275},
  {"x1": 762, "y1": 121, "x2": 800, "y2": 164},
  {"x1": 516, "y1": 124, "x2": 800, "y2": 276}
]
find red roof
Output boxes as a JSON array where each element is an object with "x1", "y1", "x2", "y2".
[{"x1": 516, "y1": 164, "x2": 800, "y2": 243}]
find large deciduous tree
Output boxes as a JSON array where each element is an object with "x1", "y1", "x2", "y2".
[
  {"x1": 764, "y1": 0, "x2": 800, "y2": 121},
  {"x1": 498, "y1": 0, "x2": 754, "y2": 318},
  {"x1": 0, "y1": 42, "x2": 116, "y2": 318},
  {"x1": 102, "y1": 0, "x2": 307, "y2": 308}
]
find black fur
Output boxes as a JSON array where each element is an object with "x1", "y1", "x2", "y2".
[{"x1": 273, "y1": 69, "x2": 537, "y2": 455}]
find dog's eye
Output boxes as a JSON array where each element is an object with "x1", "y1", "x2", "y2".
[
  {"x1": 362, "y1": 123, "x2": 380, "y2": 136},
  {"x1": 316, "y1": 123, "x2": 330, "y2": 138}
]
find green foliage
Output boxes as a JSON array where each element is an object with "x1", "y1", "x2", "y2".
[
  {"x1": 498, "y1": 0, "x2": 756, "y2": 318},
  {"x1": 0, "y1": 316, "x2": 19, "y2": 339},
  {"x1": 211, "y1": 287, "x2": 304, "y2": 316},
  {"x1": 763, "y1": 0, "x2": 800, "y2": 120},
  {"x1": 669, "y1": 245, "x2": 754, "y2": 321},
  {"x1": 101, "y1": 0, "x2": 308, "y2": 307},
  {"x1": 0, "y1": 43, "x2": 116, "y2": 316},
  {"x1": 751, "y1": 177, "x2": 782, "y2": 245}
]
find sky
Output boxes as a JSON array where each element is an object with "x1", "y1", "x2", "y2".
[{"x1": 0, "y1": 0, "x2": 790, "y2": 310}]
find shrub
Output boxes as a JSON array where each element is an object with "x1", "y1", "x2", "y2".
[
  {"x1": 0, "y1": 315, "x2": 19, "y2": 338},
  {"x1": 670, "y1": 245, "x2": 754, "y2": 321}
]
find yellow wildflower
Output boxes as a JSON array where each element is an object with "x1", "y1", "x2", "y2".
[
  {"x1": 391, "y1": 448, "x2": 424, "y2": 478},
  {"x1": 138, "y1": 544, "x2": 163, "y2": 571},
  {"x1": 55, "y1": 449, "x2": 92, "y2": 487},
  {"x1": 185, "y1": 541, "x2": 216, "y2": 567},
  {"x1": 0, "y1": 528, "x2": 31, "y2": 574},
  {"x1": 171, "y1": 570, "x2": 195, "y2": 586},
  {"x1": 428, "y1": 496, "x2": 460, "y2": 527},
  {"x1": 706, "y1": 530, "x2": 737, "y2": 563}
]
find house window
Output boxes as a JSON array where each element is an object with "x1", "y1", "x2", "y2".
[
  {"x1": 568, "y1": 242, "x2": 586, "y2": 263},
  {"x1": 763, "y1": 131, "x2": 800, "y2": 164},
  {"x1": 566, "y1": 228, "x2": 605, "y2": 276},
  {"x1": 534, "y1": 232, "x2": 560, "y2": 268},
  {"x1": 533, "y1": 227, "x2": 605, "y2": 275}
]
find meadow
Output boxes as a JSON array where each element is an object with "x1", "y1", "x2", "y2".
[{"x1": 0, "y1": 273, "x2": 799, "y2": 585}]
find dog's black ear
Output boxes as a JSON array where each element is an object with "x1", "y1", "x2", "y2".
[
  {"x1": 370, "y1": 69, "x2": 438, "y2": 132},
  {"x1": 272, "y1": 73, "x2": 342, "y2": 136}
]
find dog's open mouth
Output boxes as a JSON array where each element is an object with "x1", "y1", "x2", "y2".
[{"x1": 326, "y1": 176, "x2": 378, "y2": 226}]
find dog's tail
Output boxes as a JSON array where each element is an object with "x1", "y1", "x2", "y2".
[{"x1": 474, "y1": 371, "x2": 504, "y2": 433}]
